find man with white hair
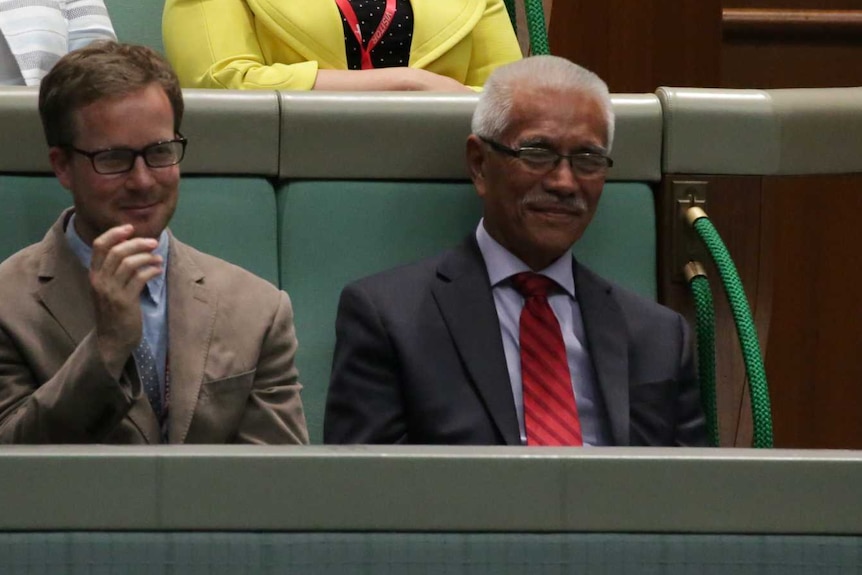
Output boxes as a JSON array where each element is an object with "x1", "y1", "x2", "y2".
[{"x1": 325, "y1": 56, "x2": 707, "y2": 447}]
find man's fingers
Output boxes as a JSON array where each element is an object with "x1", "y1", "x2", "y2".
[
  {"x1": 124, "y1": 264, "x2": 164, "y2": 296},
  {"x1": 113, "y1": 253, "x2": 163, "y2": 288},
  {"x1": 90, "y1": 224, "x2": 135, "y2": 270},
  {"x1": 94, "y1": 236, "x2": 160, "y2": 276}
]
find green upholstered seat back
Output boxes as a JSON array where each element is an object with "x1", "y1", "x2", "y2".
[
  {"x1": 104, "y1": 1, "x2": 165, "y2": 53},
  {"x1": 0, "y1": 176, "x2": 69, "y2": 261},
  {"x1": 279, "y1": 180, "x2": 656, "y2": 443},
  {"x1": 0, "y1": 176, "x2": 279, "y2": 287},
  {"x1": 171, "y1": 178, "x2": 279, "y2": 286}
]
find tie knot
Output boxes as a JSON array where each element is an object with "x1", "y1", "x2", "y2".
[{"x1": 511, "y1": 272, "x2": 557, "y2": 298}]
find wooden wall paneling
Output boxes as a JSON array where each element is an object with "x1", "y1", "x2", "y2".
[
  {"x1": 548, "y1": 0, "x2": 722, "y2": 92},
  {"x1": 722, "y1": 41, "x2": 862, "y2": 89},
  {"x1": 658, "y1": 176, "x2": 768, "y2": 446},
  {"x1": 764, "y1": 175, "x2": 862, "y2": 448},
  {"x1": 727, "y1": 0, "x2": 862, "y2": 10},
  {"x1": 721, "y1": 5, "x2": 862, "y2": 88}
]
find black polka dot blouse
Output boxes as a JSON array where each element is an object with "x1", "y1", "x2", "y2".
[{"x1": 338, "y1": 0, "x2": 415, "y2": 69}]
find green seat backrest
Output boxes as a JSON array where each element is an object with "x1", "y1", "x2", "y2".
[
  {"x1": 0, "y1": 176, "x2": 278, "y2": 286},
  {"x1": 0, "y1": 177, "x2": 70, "y2": 261},
  {"x1": 104, "y1": 0, "x2": 164, "y2": 53},
  {"x1": 276, "y1": 92, "x2": 662, "y2": 443},
  {"x1": 171, "y1": 178, "x2": 279, "y2": 286},
  {"x1": 278, "y1": 180, "x2": 656, "y2": 443}
]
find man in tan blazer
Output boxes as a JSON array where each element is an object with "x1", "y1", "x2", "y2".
[{"x1": 0, "y1": 42, "x2": 308, "y2": 444}]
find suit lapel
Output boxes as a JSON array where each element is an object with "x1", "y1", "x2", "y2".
[
  {"x1": 250, "y1": 0, "x2": 348, "y2": 68},
  {"x1": 36, "y1": 211, "x2": 161, "y2": 443},
  {"x1": 165, "y1": 236, "x2": 215, "y2": 443},
  {"x1": 36, "y1": 215, "x2": 95, "y2": 346},
  {"x1": 575, "y1": 262, "x2": 630, "y2": 445},
  {"x1": 409, "y1": 0, "x2": 483, "y2": 68},
  {"x1": 432, "y1": 237, "x2": 521, "y2": 445}
]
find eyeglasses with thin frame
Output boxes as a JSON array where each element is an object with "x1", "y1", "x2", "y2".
[
  {"x1": 68, "y1": 134, "x2": 188, "y2": 175},
  {"x1": 479, "y1": 136, "x2": 613, "y2": 178}
]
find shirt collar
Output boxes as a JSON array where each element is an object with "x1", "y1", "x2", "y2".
[
  {"x1": 475, "y1": 219, "x2": 575, "y2": 299},
  {"x1": 64, "y1": 213, "x2": 170, "y2": 304}
]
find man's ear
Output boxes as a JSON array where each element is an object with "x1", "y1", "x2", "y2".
[
  {"x1": 48, "y1": 146, "x2": 74, "y2": 191},
  {"x1": 466, "y1": 134, "x2": 487, "y2": 198}
]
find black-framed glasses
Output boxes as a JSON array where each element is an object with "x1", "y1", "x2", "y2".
[
  {"x1": 480, "y1": 136, "x2": 613, "y2": 178},
  {"x1": 69, "y1": 134, "x2": 188, "y2": 175}
]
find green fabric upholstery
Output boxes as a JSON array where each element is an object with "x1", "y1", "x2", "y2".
[
  {"x1": 0, "y1": 176, "x2": 278, "y2": 286},
  {"x1": 0, "y1": 176, "x2": 70, "y2": 262},
  {"x1": 172, "y1": 177, "x2": 279, "y2": 286},
  {"x1": 278, "y1": 181, "x2": 482, "y2": 442},
  {"x1": 1, "y1": 532, "x2": 859, "y2": 573},
  {"x1": 278, "y1": 180, "x2": 656, "y2": 443},
  {"x1": 104, "y1": 1, "x2": 165, "y2": 53}
]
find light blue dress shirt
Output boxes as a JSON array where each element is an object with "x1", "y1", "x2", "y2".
[
  {"x1": 65, "y1": 214, "x2": 170, "y2": 397},
  {"x1": 475, "y1": 220, "x2": 612, "y2": 446}
]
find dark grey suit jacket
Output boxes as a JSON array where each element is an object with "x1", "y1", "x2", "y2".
[{"x1": 324, "y1": 236, "x2": 707, "y2": 446}]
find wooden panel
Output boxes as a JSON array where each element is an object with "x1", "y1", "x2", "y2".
[
  {"x1": 721, "y1": 5, "x2": 862, "y2": 88},
  {"x1": 658, "y1": 176, "x2": 768, "y2": 447},
  {"x1": 722, "y1": 41, "x2": 862, "y2": 88},
  {"x1": 724, "y1": 8, "x2": 862, "y2": 39},
  {"x1": 765, "y1": 175, "x2": 862, "y2": 449},
  {"x1": 727, "y1": 0, "x2": 862, "y2": 9},
  {"x1": 548, "y1": 0, "x2": 722, "y2": 92}
]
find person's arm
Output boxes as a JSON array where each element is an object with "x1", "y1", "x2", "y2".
[
  {"x1": 463, "y1": 0, "x2": 523, "y2": 89},
  {"x1": 0, "y1": 225, "x2": 160, "y2": 443},
  {"x1": 324, "y1": 283, "x2": 409, "y2": 444},
  {"x1": 0, "y1": 328, "x2": 139, "y2": 444},
  {"x1": 163, "y1": 0, "x2": 318, "y2": 90},
  {"x1": 673, "y1": 313, "x2": 709, "y2": 446},
  {"x1": 65, "y1": 0, "x2": 117, "y2": 51},
  {"x1": 234, "y1": 291, "x2": 309, "y2": 444},
  {"x1": 313, "y1": 67, "x2": 472, "y2": 92}
]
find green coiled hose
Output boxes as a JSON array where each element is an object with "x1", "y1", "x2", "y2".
[
  {"x1": 503, "y1": 0, "x2": 552, "y2": 56},
  {"x1": 687, "y1": 207, "x2": 774, "y2": 448},
  {"x1": 685, "y1": 263, "x2": 719, "y2": 447}
]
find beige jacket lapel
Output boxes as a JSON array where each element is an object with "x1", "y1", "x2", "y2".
[
  {"x1": 37, "y1": 210, "x2": 161, "y2": 443},
  {"x1": 36, "y1": 213, "x2": 95, "y2": 346},
  {"x1": 165, "y1": 235, "x2": 216, "y2": 443}
]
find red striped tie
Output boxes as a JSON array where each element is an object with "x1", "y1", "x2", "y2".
[{"x1": 511, "y1": 272, "x2": 583, "y2": 446}]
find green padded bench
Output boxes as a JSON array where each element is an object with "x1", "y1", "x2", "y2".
[
  {"x1": 104, "y1": 0, "x2": 165, "y2": 53},
  {"x1": 276, "y1": 91, "x2": 664, "y2": 442}
]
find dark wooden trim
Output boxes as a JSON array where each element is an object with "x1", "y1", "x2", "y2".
[{"x1": 723, "y1": 8, "x2": 862, "y2": 40}]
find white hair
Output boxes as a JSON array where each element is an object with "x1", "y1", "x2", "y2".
[{"x1": 471, "y1": 55, "x2": 615, "y2": 153}]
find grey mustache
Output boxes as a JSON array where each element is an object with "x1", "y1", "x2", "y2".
[{"x1": 520, "y1": 194, "x2": 588, "y2": 213}]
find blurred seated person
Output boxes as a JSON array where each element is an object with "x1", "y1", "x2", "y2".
[
  {"x1": 163, "y1": 0, "x2": 521, "y2": 92},
  {"x1": 0, "y1": 42, "x2": 308, "y2": 444},
  {"x1": 0, "y1": 0, "x2": 116, "y2": 85}
]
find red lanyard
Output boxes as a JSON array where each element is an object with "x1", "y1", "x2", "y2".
[{"x1": 335, "y1": 0, "x2": 397, "y2": 70}]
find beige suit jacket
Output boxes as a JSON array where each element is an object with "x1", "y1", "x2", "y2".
[{"x1": 0, "y1": 211, "x2": 308, "y2": 444}]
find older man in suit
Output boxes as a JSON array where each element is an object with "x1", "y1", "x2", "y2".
[
  {"x1": 325, "y1": 56, "x2": 706, "y2": 447},
  {"x1": 0, "y1": 42, "x2": 308, "y2": 444}
]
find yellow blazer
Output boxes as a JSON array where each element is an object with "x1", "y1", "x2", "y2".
[{"x1": 163, "y1": 0, "x2": 522, "y2": 90}]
